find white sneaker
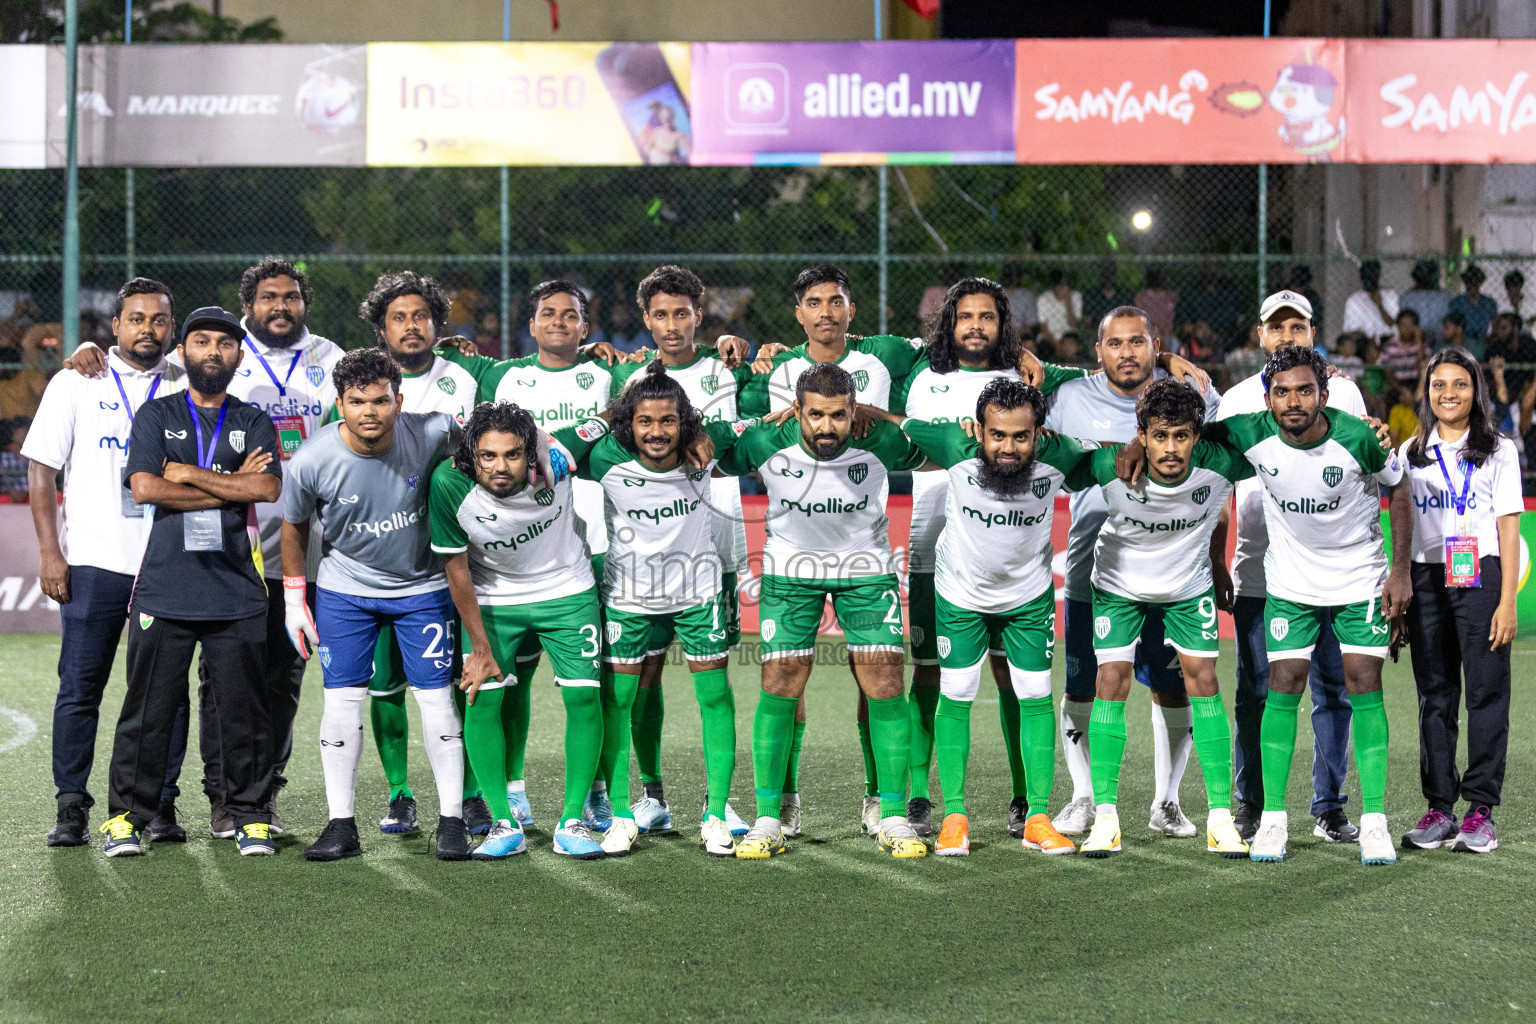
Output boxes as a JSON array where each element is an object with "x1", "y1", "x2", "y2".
[
  {"x1": 780, "y1": 793, "x2": 802, "y2": 838},
  {"x1": 1052, "y1": 796, "x2": 1096, "y2": 836},
  {"x1": 1148, "y1": 800, "x2": 1197, "y2": 837},
  {"x1": 700, "y1": 815, "x2": 735, "y2": 857},
  {"x1": 631, "y1": 796, "x2": 672, "y2": 834},
  {"x1": 861, "y1": 795, "x2": 881, "y2": 836},
  {"x1": 1358, "y1": 812, "x2": 1397, "y2": 866},
  {"x1": 1249, "y1": 811, "x2": 1289, "y2": 862},
  {"x1": 600, "y1": 817, "x2": 639, "y2": 857}
]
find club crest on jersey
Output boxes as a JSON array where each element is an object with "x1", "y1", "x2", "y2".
[
  {"x1": 436, "y1": 376, "x2": 456, "y2": 395},
  {"x1": 535, "y1": 488, "x2": 555, "y2": 506},
  {"x1": 1191, "y1": 484, "x2": 1210, "y2": 505},
  {"x1": 229, "y1": 430, "x2": 246, "y2": 454},
  {"x1": 306, "y1": 364, "x2": 325, "y2": 387},
  {"x1": 1093, "y1": 616, "x2": 1111, "y2": 639},
  {"x1": 1322, "y1": 465, "x2": 1343, "y2": 488},
  {"x1": 319, "y1": 645, "x2": 332, "y2": 669},
  {"x1": 852, "y1": 369, "x2": 869, "y2": 391},
  {"x1": 760, "y1": 619, "x2": 777, "y2": 642},
  {"x1": 576, "y1": 372, "x2": 594, "y2": 390},
  {"x1": 1269, "y1": 618, "x2": 1289, "y2": 641},
  {"x1": 847, "y1": 462, "x2": 869, "y2": 485},
  {"x1": 1032, "y1": 477, "x2": 1051, "y2": 499},
  {"x1": 700, "y1": 374, "x2": 718, "y2": 395},
  {"x1": 912, "y1": 626, "x2": 925, "y2": 646},
  {"x1": 606, "y1": 621, "x2": 622, "y2": 644},
  {"x1": 936, "y1": 635, "x2": 951, "y2": 658},
  {"x1": 407, "y1": 474, "x2": 420, "y2": 490}
]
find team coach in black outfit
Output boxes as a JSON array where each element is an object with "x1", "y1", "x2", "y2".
[{"x1": 99, "y1": 307, "x2": 283, "y2": 858}]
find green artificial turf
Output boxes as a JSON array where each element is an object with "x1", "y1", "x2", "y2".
[{"x1": 0, "y1": 632, "x2": 1533, "y2": 1022}]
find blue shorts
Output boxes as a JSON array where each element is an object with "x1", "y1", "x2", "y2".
[
  {"x1": 315, "y1": 587, "x2": 456, "y2": 691},
  {"x1": 1064, "y1": 597, "x2": 1186, "y2": 700}
]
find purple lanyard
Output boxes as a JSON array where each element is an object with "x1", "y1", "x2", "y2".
[
  {"x1": 1432, "y1": 444, "x2": 1474, "y2": 519},
  {"x1": 110, "y1": 369, "x2": 161, "y2": 424},
  {"x1": 247, "y1": 342, "x2": 303, "y2": 398},
  {"x1": 185, "y1": 391, "x2": 229, "y2": 470}
]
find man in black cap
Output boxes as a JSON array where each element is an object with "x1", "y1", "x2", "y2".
[
  {"x1": 99, "y1": 307, "x2": 283, "y2": 858},
  {"x1": 1449, "y1": 264, "x2": 1499, "y2": 359}
]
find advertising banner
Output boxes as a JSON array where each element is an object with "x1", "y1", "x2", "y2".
[
  {"x1": 46, "y1": 44, "x2": 366, "y2": 167},
  {"x1": 0, "y1": 506, "x2": 61, "y2": 634},
  {"x1": 1345, "y1": 40, "x2": 1536, "y2": 164},
  {"x1": 365, "y1": 42, "x2": 692, "y2": 166},
  {"x1": 690, "y1": 40, "x2": 1015, "y2": 165},
  {"x1": 1016, "y1": 38, "x2": 1350, "y2": 163},
  {"x1": 0, "y1": 46, "x2": 47, "y2": 168}
]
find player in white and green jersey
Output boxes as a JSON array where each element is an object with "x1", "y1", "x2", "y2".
[
  {"x1": 719, "y1": 362, "x2": 930, "y2": 859},
  {"x1": 557, "y1": 363, "x2": 748, "y2": 857},
  {"x1": 1203, "y1": 347, "x2": 1405, "y2": 866},
  {"x1": 1070, "y1": 379, "x2": 1252, "y2": 860},
  {"x1": 735, "y1": 263, "x2": 928, "y2": 835},
  {"x1": 890, "y1": 378, "x2": 1090, "y2": 858},
  {"x1": 605, "y1": 266, "x2": 757, "y2": 835},
  {"x1": 428, "y1": 401, "x2": 608, "y2": 860},
  {"x1": 889, "y1": 277, "x2": 1090, "y2": 840}
]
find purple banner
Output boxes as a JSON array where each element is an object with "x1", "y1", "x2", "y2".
[{"x1": 690, "y1": 41, "x2": 1015, "y2": 164}]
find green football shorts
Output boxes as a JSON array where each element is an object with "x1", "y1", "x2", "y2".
[
  {"x1": 462, "y1": 590, "x2": 603, "y2": 689},
  {"x1": 603, "y1": 591, "x2": 731, "y2": 665},
  {"x1": 1091, "y1": 585, "x2": 1220, "y2": 663},
  {"x1": 1264, "y1": 593, "x2": 1390, "y2": 660},
  {"x1": 757, "y1": 573, "x2": 905, "y2": 660}
]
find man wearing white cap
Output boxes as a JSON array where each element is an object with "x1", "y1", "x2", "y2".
[{"x1": 1219, "y1": 289, "x2": 1368, "y2": 845}]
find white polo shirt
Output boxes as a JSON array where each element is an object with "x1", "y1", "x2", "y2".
[
  {"x1": 21, "y1": 347, "x2": 187, "y2": 577},
  {"x1": 1218, "y1": 369, "x2": 1367, "y2": 598},
  {"x1": 1399, "y1": 428, "x2": 1525, "y2": 564}
]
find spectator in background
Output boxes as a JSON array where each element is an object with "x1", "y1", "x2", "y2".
[
  {"x1": 1177, "y1": 263, "x2": 1244, "y2": 353},
  {"x1": 1380, "y1": 309, "x2": 1428, "y2": 387},
  {"x1": 1224, "y1": 323, "x2": 1266, "y2": 387},
  {"x1": 443, "y1": 274, "x2": 481, "y2": 341},
  {"x1": 1400, "y1": 258, "x2": 1450, "y2": 349},
  {"x1": 1449, "y1": 264, "x2": 1499, "y2": 358},
  {"x1": 1387, "y1": 380, "x2": 1420, "y2": 446},
  {"x1": 0, "y1": 343, "x2": 47, "y2": 421},
  {"x1": 1080, "y1": 260, "x2": 1130, "y2": 335},
  {"x1": 474, "y1": 311, "x2": 502, "y2": 357},
  {"x1": 919, "y1": 264, "x2": 964, "y2": 326},
  {"x1": 1342, "y1": 258, "x2": 1399, "y2": 346},
  {"x1": 1360, "y1": 337, "x2": 1391, "y2": 419},
  {"x1": 0, "y1": 417, "x2": 29, "y2": 502},
  {"x1": 1000, "y1": 265, "x2": 1037, "y2": 335},
  {"x1": 1441, "y1": 310, "x2": 1467, "y2": 351},
  {"x1": 1134, "y1": 268, "x2": 1178, "y2": 340},
  {"x1": 1286, "y1": 265, "x2": 1324, "y2": 332},
  {"x1": 1332, "y1": 331, "x2": 1366, "y2": 383},
  {"x1": 1484, "y1": 311, "x2": 1536, "y2": 400},
  {"x1": 1497, "y1": 269, "x2": 1536, "y2": 328},
  {"x1": 606, "y1": 301, "x2": 646, "y2": 354},
  {"x1": 1051, "y1": 329, "x2": 1086, "y2": 368},
  {"x1": 1035, "y1": 269, "x2": 1081, "y2": 345}
]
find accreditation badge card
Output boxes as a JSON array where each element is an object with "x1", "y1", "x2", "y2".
[{"x1": 1434, "y1": 444, "x2": 1479, "y2": 588}]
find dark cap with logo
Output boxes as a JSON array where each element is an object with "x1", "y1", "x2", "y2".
[{"x1": 180, "y1": 306, "x2": 243, "y2": 344}]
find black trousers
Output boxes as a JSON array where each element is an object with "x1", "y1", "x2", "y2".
[
  {"x1": 197, "y1": 580, "x2": 311, "y2": 800},
  {"x1": 1406, "y1": 557, "x2": 1511, "y2": 811},
  {"x1": 110, "y1": 613, "x2": 273, "y2": 829}
]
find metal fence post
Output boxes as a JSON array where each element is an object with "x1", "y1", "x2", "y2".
[
  {"x1": 1257, "y1": 164, "x2": 1267, "y2": 307},
  {"x1": 62, "y1": 0, "x2": 80, "y2": 353},
  {"x1": 499, "y1": 0, "x2": 512, "y2": 358},
  {"x1": 875, "y1": 0, "x2": 888, "y2": 334}
]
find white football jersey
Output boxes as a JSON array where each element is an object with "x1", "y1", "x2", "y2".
[{"x1": 400, "y1": 355, "x2": 480, "y2": 424}]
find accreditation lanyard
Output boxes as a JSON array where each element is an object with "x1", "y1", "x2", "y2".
[
  {"x1": 111, "y1": 370, "x2": 161, "y2": 518},
  {"x1": 182, "y1": 392, "x2": 229, "y2": 553},
  {"x1": 1433, "y1": 444, "x2": 1479, "y2": 588},
  {"x1": 248, "y1": 343, "x2": 303, "y2": 398}
]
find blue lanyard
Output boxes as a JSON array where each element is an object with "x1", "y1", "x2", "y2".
[
  {"x1": 109, "y1": 369, "x2": 160, "y2": 424},
  {"x1": 185, "y1": 391, "x2": 229, "y2": 471},
  {"x1": 247, "y1": 342, "x2": 303, "y2": 398},
  {"x1": 1432, "y1": 444, "x2": 1475, "y2": 518}
]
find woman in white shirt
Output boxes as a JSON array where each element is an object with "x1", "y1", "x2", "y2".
[{"x1": 1385, "y1": 348, "x2": 1522, "y2": 855}]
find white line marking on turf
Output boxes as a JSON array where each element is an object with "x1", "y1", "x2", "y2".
[
  {"x1": 0, "y1": 705, "x2": 38, "y2": 754},
  {"x1": 530, "y1": 860, "x2": 659, "y2": 913},
  {"x1": 363, "y1": 858, "x2": 434, "y2": 895},
  {"x1": 793, "y1": 844, "x2": 943, "y2": 894},
  {"x1": 184, "y1": 841, "x2": 236, "y2": 900}
]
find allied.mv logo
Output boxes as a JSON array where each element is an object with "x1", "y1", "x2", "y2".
[
  {"x1": 1322, "y1": 465, "x2": 1343, "y2": 488},
  {"x1": 1191, "y1": 484, "x2": 1210, "y2": 505},
  {"x1": 847, "y1": 462, "x2": 868, "y2": 485}
]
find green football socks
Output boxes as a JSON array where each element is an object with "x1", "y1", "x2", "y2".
[
  {"x1": 1088, "y1": 699, "x2": 1128, "y2": 809},
  {"x1": 934, "y1": 695, "x2": 972, "y2": 816},
  {"x1": 1259, "y1": 691, "x2": 1303, "y2": 813},
  {"x1": 503, "y1": 658, "x2": 534, "y2": 781},
  {"x1": 451, "y1": 684, "x2": 482, "y2": 801},
  {"x1": 559, "y1": 685, "x2": 604, "y2": 827},
  {"x1": 782, "y1": 720, "x2": 806, "y2": 794},
  {"x1": 369, "y1": 690, "x2": 412, "y2": 802},
  {"x1": 463, "y1": 686, "x2": 512, "y2": 823},
  {"x1": 1001, "y1": 692, "x2": 1029, "y2": 803},
  {"x1": 692, "y1": 668, "x2": 735, "y2": 819},
  {"x1": 1189, "y1": 694, "x2": 1233, "y2": 811},
  {"x1": 598, "y1": 669, "x2": 640, "y2": 821},
  {"x1": 752, "y1": 691, "x2": 799, "y2": 820},
  {"x1": 1348, "y1": 690, "x2": 1389, "y2": 815},
  {"x1": 907, "y1": 683, "x2": 939, "y2": 801},
  {"x1": 1018, "y1": 696, "x2": 1056, "y2": 818},
  {"x1": 866, "y1": 695, "x2": 910, "y2": 819},
  {"x1": 857, "y1": 720, "x2": 878, "y2": 797},
  {"x1": 631, "y1": 682, "x2": 665, "y2": 785}
]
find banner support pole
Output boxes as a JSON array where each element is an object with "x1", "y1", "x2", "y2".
[
  {"x1": 500, "y1": 0, "x2": 512, "y2": 359},
  {"x1": 62, "y1": 0, "x2": 80, "y2": 354},
  {"x1": 124, "y1": 0, "x2": 135, "y2": 279},
  {"x1": 1257, "y1": 0, "x2": 1271, "y2": 311},
  {"x1": 875, "y1": 0, "x2": 888, "y2": 335}
]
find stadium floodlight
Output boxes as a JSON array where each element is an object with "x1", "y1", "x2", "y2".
[{"x1": 1131, "y1": 209, "x2": 1153, "y2": 232}]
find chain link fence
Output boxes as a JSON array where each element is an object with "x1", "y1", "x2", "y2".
[{"x1": 4, "y1": 162, "x2": 1536, "y2": 484}]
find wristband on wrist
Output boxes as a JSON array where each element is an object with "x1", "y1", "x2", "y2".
[{"x1": 283, "y1": 575, "x2": 306, "y2": 591}]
